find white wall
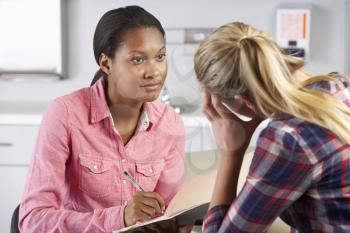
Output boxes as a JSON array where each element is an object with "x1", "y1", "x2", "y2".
[{"x1": 0, "y1": 0, "x2": 348, "y2": 103}]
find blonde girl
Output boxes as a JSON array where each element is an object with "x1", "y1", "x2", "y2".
[{"x1": 194, "y1": 22, "x2": 350, "y2": 233}]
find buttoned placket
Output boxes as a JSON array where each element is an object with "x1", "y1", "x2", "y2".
[
  {"x1": 108, "y1": 107, "x2": 152, "y2": 206},
  {"x1": 121, "y1": 147, "x2": 129, "y2": 205},
  {"x1": 121, "y1": 158, "x2": 127, "y2": 186}
]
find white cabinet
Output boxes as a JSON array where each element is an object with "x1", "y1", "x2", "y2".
[
  {"x1": 0, "y1": 124, "x2": 39, "y2": 233},
  {"x1": 0, "y1": 166, "x2": 29, "y2": 233},
  {"x1": 185, "y1": 126, "x2": 217, "y2": 153},
  {"x1": 0, "y1": 125, "x2": 39, "y2": 165},
  {"x1": 182, "y1": 115, "x2": 217, "y2": 153}
]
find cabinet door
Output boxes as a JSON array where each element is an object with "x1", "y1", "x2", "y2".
[
  {"x1": 0, "y1": 166, "x2": 29, "y2": 233},
  {"x1": 0, "y1": 124, "x2": 38, "y2": 232},
  {"x1": 0, "y1": 125, "x2": 39, "y2": 165},
  {"x1": 185, "y1": 126, "x2": 217, "y2": 153},
  {"x1": 201, "y1": 127, "x2": 217, "y2": 151},
  {"x1": 185, "y1": 126, "x2": 203, "y2": 153}
]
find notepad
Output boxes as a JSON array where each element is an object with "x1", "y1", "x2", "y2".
[{"x1": 114, "y1": 170, "x2": 217, "y2": 233}]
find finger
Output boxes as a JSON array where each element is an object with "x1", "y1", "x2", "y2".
[
  {"x1": 149, "y1": 192, "x2": 165, "y2": 210},
  {"x1": 203, "y1": 90, "x2": 220, "y2": 120},
  {"x1": 211, "y1": 95, "x2": 239, "y2": 119},
  {"x1": 203, "y1": 109, "x2": 213, "y2": 121},
  {"x1": 233, "y1": 95, "x2": 257, "y2": 117},
  {"x1": 139, "y1": 192, "x2": 164, "y2": 213},
  {"x1": 202, "y1": 90, "x2": 213, "y2": 121},
  {"x1": 140, "y1": 197, "x2": 161, "y2": 214},
  {"x1": 133, "y1": 193, "x2": 160, "y2": 214},
  {"x1": 137, "y1": 202, "x2": 158, "y2": 218},
  {"x1": 220, "y1": 96, "x2": 258, "y2": 120},
  {"x1": 133, "y1": 208, "x2": 154, "y2": 222}
]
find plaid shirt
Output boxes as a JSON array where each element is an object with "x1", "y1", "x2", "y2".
[{"x1": 203, "y1": 76, "x2": 350, "y2": 233}]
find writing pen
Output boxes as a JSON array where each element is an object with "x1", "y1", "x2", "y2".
[{"x1": 123, "y1": 171, "x2": 145, "y2": 192}]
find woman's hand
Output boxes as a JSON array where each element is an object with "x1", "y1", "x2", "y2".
[
  {"x1": 203, "y1": 90, "x2": 262, "y2": 153},
  {"x1": 124, "y1": 191, "x2": 165, "y2": 226}
]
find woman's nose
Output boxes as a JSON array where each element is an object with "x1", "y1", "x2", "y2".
[{"x1": 144, "y1": 61, "x2": 161, "y2": 79}]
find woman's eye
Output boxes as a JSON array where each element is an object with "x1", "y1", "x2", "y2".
[
  {"x1": 156, "y1": 53, "x2": 166, "y2": 61},
  {"x1": 131, "y1": 56, "x2": 145, "y2": 65}
]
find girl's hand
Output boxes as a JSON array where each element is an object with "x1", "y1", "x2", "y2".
[
  {"x1": 124, "y1": 191, "x2": 165, "y2": 226},
  {"x1": 203, "y1": 90, "x2": 263, "y2": 152}
]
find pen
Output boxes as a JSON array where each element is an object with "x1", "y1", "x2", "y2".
[{"x1": 123, "y1": 171, "x2": 145, "y2": 192}]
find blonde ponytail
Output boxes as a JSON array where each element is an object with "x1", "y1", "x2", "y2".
[{"x1": 194, "y1": 22, "x2": 350, "y2": 144}]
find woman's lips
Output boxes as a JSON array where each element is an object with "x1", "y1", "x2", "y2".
[{"x1": 141, "y1": 82, "x2": 161, "y2": 91}]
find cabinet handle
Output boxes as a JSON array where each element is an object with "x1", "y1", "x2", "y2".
[{"x1": 0, "y1": 142, "x2": 13, "y2": 147}]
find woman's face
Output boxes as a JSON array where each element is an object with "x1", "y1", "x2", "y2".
[{"x1": 107, "y1": 27, "x2": 167, "y2": 103}]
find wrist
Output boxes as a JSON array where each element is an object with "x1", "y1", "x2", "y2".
[
  {"x1": 218, "y1": 146, "x2": 246, "y2": 159},
  {"x1": 217, "y1": 151, "x2": 244, "y2": 174},
  {"x1": 123, "y1": 204, "x2": 132, "y2": 227},
  {"x1": 209, "y1": 149, "x2": 246, "y2": 208}
]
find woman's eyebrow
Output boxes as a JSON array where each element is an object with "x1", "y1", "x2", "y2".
[
  {"x1": 158, "y1": 46, "x2": 166, "y2": 51},
  {"x1": 128, "y1": 46, "x2": 166, "y2": 54}
]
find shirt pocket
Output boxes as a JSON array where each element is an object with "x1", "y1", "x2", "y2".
[
  {"x1": 135, "y1": 160, "x2": 165, "y2": 192},
  {"x1": 79, "y1": 155, "x2": 113, "y2": 197}
]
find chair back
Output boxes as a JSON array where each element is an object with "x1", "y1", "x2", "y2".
[{"x1": 10, "y1": 204, "x2": 20, "y2": 233}]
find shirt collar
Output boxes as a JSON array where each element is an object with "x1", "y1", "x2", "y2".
[
  {"x1": 138, "y1": 104, "x2": 153, "y2": 131},
  {"x1": 90, "y1": 78, "x2": 154, "y2": 131}
]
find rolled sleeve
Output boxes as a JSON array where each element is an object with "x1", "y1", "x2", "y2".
[{"x1": 203, "y1": 205, "x2": 230, "y2": 233}]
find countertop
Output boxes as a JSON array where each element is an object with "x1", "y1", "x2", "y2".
[
  {"x1": 0, "y1": 102, "x2": 46, "y2": 125},
  {"x1": 0, "y1": 101, "x2": 210, "y2": 127}
]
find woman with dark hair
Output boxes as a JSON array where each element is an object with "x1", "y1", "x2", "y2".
[{"x1": 19, "y1": 6, "x2": 185, "y2": 232}]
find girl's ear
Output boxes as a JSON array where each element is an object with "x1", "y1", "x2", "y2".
[
  {"x1": 99, "y1": 53, "x2": 112, "y2": 75},
  {"x1": 234, "y1": 94, "x2": 254, "y2": 110}
]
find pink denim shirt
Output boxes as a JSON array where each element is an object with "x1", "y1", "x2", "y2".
[{"x1": 19, "y1": 78, "x2": 185, "y2": 233}]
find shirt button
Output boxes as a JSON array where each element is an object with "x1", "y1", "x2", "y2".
[
  {"x1": 149, "y1": 168, "x2": 153, "y2": 173},
  {"x1": 93, "y1": 165, "x2": 98, "y2": 170},
  {"x1": 122, "y1": 179, "x2": 126, "y2": 184},
  {"x1": 124, "y1": 201, "x2": 128, "y2": 206},
  {"x1": 121, "y1": 159, "x2": 126, "y2": 163}
]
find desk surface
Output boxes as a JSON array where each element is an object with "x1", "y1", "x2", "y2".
[{"x1": 185, "y1": 149, "x2": 290, "y2": 233}]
